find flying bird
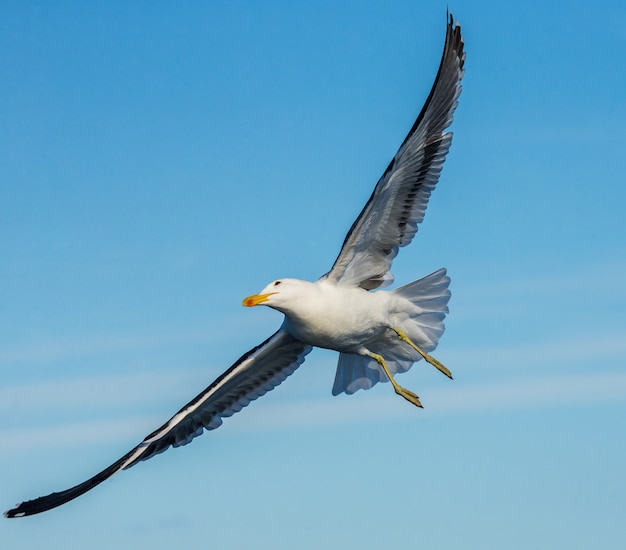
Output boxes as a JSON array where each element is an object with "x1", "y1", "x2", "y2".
[{"x1": 5, "y1": 14, "x2": 465, "y2": 518}]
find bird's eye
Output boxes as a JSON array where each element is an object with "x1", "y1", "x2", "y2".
[{"x1": 274, "y1": 281, "x2": 282, "y2": 286}]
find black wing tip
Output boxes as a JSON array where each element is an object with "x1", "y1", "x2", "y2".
[
  {"x1": 4, "y1": 508, "x2": 21, "y2": 519},
  {"x1": 4, "y1": 448, "x2": 134, "y2": 518},
  {"x1": 398, "y1": 9, "x2": 465, "y2": 151},
  {"x1": 5, "y1": 500, "x2": 41, "y2": 518},
  {"x1": 446, "y1": 10, "x2": 466, "y2": 71},
  {"x1": 4, "y1": 491, "x2": 74, "y2": 518}
]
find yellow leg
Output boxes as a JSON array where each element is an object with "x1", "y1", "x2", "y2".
[
  {"x1": 368, "y1": 352, "x2": 423, "y2": 408},
  {"x1": 393, "y1": 328, "x2": 453, "y2": 379}
]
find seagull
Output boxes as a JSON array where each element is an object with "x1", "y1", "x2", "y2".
[{"x1": 5, "y1": 14, "x2": 465, "y2": 518}]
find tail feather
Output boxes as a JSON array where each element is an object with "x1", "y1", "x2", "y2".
[
  {"x1": 391, "y1": 267, "x2": 450, "y2": 352},
  {"x1": 331, "y1": 268, "x2": 450, "y2": 396},
  {"x1": 393, "y1": 267, "x2": 450, "y2": 310},
  {"x1": 332, "y1": 353, "x2": 381, "y2": 395}
]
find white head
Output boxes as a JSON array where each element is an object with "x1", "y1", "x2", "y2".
[{"x1": 242, "y1": 278, "x2": 312, "y2": 314}]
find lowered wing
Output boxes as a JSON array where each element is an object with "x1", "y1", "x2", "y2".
[
  {"x1": 324, "y1": 14, "x2": 465, "y2": 290},
  {"x1": 5, "y1": 330, "x2": 311, "y2": 517}
]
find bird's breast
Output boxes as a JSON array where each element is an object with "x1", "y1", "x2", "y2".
[{"x1": 281, "y1": 285, "x2": 391, "y2": 353}]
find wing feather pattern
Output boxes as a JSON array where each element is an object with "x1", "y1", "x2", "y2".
[
  {"x1": 324, "y1": 14, "x2": 465, "y2": 290},
  {"x1": 4, "y1": 331, "x2": 311, "y2": 518}
]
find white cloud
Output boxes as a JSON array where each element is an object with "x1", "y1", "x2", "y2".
[
  {"x1": 2, "y1": 301, "x2": 625, "y2": 457},
  {"x1": 0, "y1": 328, "x2": 203, "y2": 366},
  {"x1": 449, "y1": 259, "x2": 626, "y2": 321},
  {"x1": 0, "y1": 416, "x2": 154, "y2": 454},
  {"x1": 426, "y1": 371, "x2": 626, "y2": 413},
  {"x1": 1, "y1": 370, "x2": 625, "y2": 455},
  {"x1": 0, "y1": 312, "x2": 261, "y2": 367},
  {"x1": 0, "y1": 370, "x2": 195, "y2": 411},
  {"x1": 442, "y1": 331, "x2": 626, "y2": 371}
]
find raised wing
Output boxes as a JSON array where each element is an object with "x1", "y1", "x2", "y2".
[
  {"x1": 324, "y1": 14, "x2": 465, "y2": 290},
  {"x1": 5, "y1": 330, "x2": 311, "y2": 518}
]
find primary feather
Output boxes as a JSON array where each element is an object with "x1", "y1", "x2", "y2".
[{"x1": 324, "y1": 15, "x2": 465, "y2": 290}]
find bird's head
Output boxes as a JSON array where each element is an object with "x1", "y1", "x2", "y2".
[{"x1": 242, "y1": 278, "x2": 310, "y2": 313}]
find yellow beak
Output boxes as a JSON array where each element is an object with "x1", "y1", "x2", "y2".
[{"x1": 242, "y1": 292, "x2": 277, "y2": 307}]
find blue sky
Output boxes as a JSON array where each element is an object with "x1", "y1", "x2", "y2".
[{"x1": 2, "y1": 1, "x2": 625, "y2": 548}]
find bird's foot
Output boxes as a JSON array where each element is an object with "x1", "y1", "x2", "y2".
[
  {"x1": 394, "y1": 385, "x2": 423, "y2": 408},
  {"x1": 367, "y1": 350, "x2": 424, "y2": 409},
  {"x1": 394, "y1": 328, "x2": 453, "y2": 379},
  {"x1": 424, "y1": 353, "x2": 453, "y2": 379}
]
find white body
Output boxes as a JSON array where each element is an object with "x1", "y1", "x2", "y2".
[
  {"x1": 279, "y1": 279, "x2": 395, "y2": 353},
  {"x1": 256, "y1": 268, "x2": 451, "y2": 395}
]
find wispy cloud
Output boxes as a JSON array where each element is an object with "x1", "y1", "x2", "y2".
[
  {"x1": 222, "y1": 371, "x2": 626, "y2": 428},
  {"x1": 467, "y1": 259, "x2": 626, "y2": 296},
  {"x1": 0, "y1": 328, "x2": 203, "y2": 366},
  {"x1": 2, "y1": 269, "x2": 624, "y2": 457},
  {"x1": 0, "y1": 416, "x2": 155, "y2": 454},
  {"x1": 0, "y1": 312, "x2": 261, "y2": 367},
  {"x1": 0, "y1": 370, "x2": 196, "y2": 411},
  {"x1": 426, "y1": 371, "x2": 626, "y2": 413},
  {"x1": 2, "y1": 370, "x2": 625, "y2": 455},
  {"x1": 449, "y1": 258, "x2": 626, "y2": 321},
  {"x1": 442, "y1": 331, "x2": 626, "y2": 371}
]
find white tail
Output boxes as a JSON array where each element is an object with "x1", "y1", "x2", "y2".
[{"x1": 332, "y1": 268, "x2": 451, "y2": 395}]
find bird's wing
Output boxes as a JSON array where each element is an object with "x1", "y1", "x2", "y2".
[
  {"x1": 323, "y1": 15, "x2": 465, "y2": 290},
  {"x1": 5, "y1": 330, "x2": 311, "y2": 518}
]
